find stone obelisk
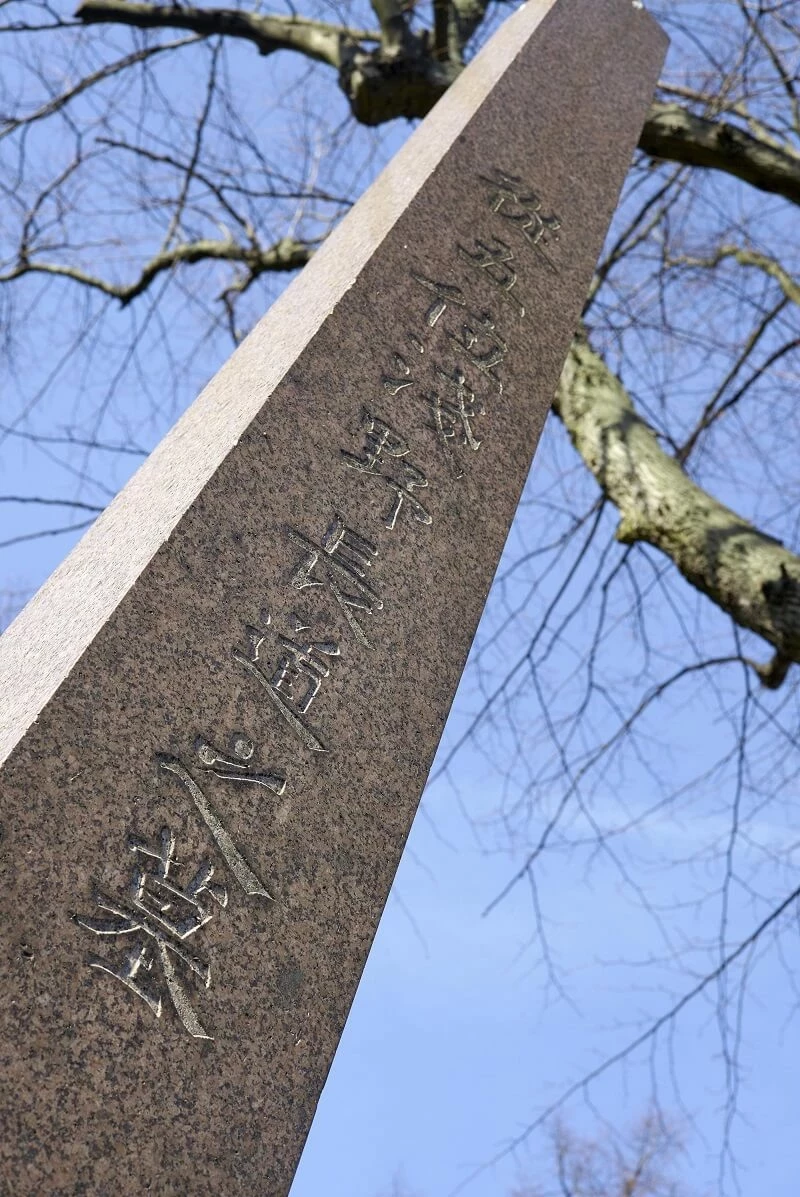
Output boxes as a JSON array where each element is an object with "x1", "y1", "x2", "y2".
[{"x1": 0, "y1": 2, "x2": 667, "y2": 1192}]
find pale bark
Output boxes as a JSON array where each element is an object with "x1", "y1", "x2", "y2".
[{"x1": 555, "y1": 338, "x2": 800, "y2": 686}]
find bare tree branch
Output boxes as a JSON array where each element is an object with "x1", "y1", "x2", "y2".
[
  {"x1": 0, "y1": 234, "x2": 314, "y2": 305},
  {"x1": 640, "y1": 100, "x2": 800, "y2": 207},
  {"x1": 0, "y1": 35, "x2": 199, "y2": 140},
  {"x1": 555, "y1": 336, "x2": 800, "y2": 682},
  {"x1": 75, "y1": 0, "x2": 379, "y2": 66},
  {"x1": 454, "y1": 874, "x2": 800, "y2": 1193},
  {"x1": 0, "y1": 35, "x2": 200, "y2": 138},
  {"x1": 448, "y1": 0, "x2": 491, "y2": 61},
  {"x1": 73, "y1": 0, "x2": 465, "y2": 125},
  {"x1": 369, "y1": 0, "x2": 415, "y2": 56},
  {"x1": 674, "y1": 244, "x2": 800, "y2": 309}
]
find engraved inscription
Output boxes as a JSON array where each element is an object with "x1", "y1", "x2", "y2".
[
  {"x1": 195, "y1": 733, "x2": 286, "y2": 794},
  {"x1": 288, "y1": 517, "x2": 383, "y2": 647},
  {"x1": 447, "y1": 311, "x2": 507, "y2": 382},
  {"x1": 425, "y1": 365, "x2": 485, "y2": 472},
  {"x1": 383, "y1": 352, "x2": 414, "y2": 396},
  {"x1": 457, "y1": 236, "x2": 526, "y2": 316},
  {"x1": 76, "y1": 828, "x2": 227, "y2": 1039},
  {"x1": 403, "y1": 272, "x2": 508, "y2": 469},
  {"x1": 73, "y1": 161, "x2": 557, "y2": 1037},
  {"x1": 342, "y1": 410, "x2": 432, "y2": 531},
  {"x1": 232, "y1": 613, "x2": 338, "y2": 753},
  {"x1": 479, "y1": 167, "x2": 561, "y2": 271},
  {"x1": 382, "y1": 333, "x2": 425, "y2": 396},
  {"x1": 159, "y1": 754, "x2": 273, "y2": 897},
  {"x1": 411, "y1": 271, "x2": 467, "y2": 328}
]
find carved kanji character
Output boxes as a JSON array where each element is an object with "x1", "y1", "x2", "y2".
[
  {"x1": 410, "y1": 271, "x2": 468, "y2": 327},
  {"x1": 447, "y1": 310, "x2": 508, "y2": 381},
  {"x1": 383, "y1": 350, "x2": 414, "y2": 396},
  {"x1": 287, "y1": 517, "x2": 383, "y2": 647},
  {"x1": 427, "y1": 365, "x2": 485, "y2": 456},
  {"x1": 479, "y1": 168, "x2": 561, "y2": 269},
  {"x1": 382, "y1": 333, "x2": 425, "y2": 397},
  {"x1": 457, "y1": 236, "x2": 525, "y2": 316},
  {"x1": 159, "y1": 746, "x2": 276, "y2": 898},
  {"x1": 194, "y1": 733, "x2": 286, "y2": 795},
  {"x1": 232, "y1": 613, "x2": 338, "y2": 753},
  {"x1": 342, "y1": 410, "x2": 432, "y2": 531},
  {"x1": 76, "y1": 827, "x2": 226, "y2": 1039}
]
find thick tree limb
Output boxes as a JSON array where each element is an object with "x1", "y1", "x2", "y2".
[
  {"x1": 448, "y1": 0, "x2": 490, "y2": 62},
  {"x1": 554, "y1": 337, "x2": 800, "y2": 683},
  {"x1": 339, "y1": 41, "x2": 457, "y2": 124},
  {"x1": 640, "y1": 101, "x2": 800, "y2": 208},
  {"x1": 74, "y1": 0, "x2": 459, "y2": 125},
  {"x1": 1, "y1": 235, "x2": 313, "y2": 305},
  {"x1": 369, "y1": 0, "x2": 414, "y2": 56},
  {"x1": 75, "y1": 0, "x2": 379, "y2": 67}
]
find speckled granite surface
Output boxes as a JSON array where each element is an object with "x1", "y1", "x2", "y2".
[{"x1": 0, "y1": 2, "x2": 666, "y2": 1192}]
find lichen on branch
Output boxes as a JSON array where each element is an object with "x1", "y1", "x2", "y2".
[{"x1": 555, "y1": 337, "x2": 800, "y2": 684}]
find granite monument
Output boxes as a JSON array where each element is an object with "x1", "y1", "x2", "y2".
[{"x1": 0, "y1": 1, "x2": 667, "y2": 1191}]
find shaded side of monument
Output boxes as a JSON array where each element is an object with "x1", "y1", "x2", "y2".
[{"x1": 0, "y1": 2, "x2": 667, "y2": 1192}]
